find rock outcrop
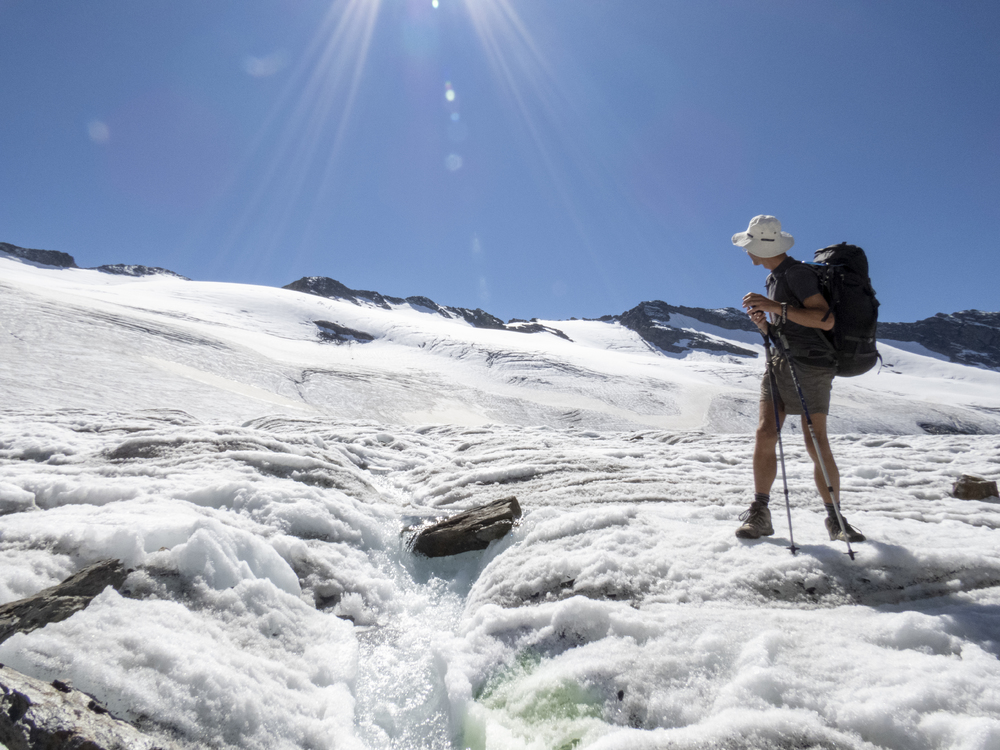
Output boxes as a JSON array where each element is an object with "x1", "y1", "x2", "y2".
[
  {"x1": 0, "y1": 241, "x2": 77, "y2": 269},
  {"x1": 411, "y1": 497, "x2": 522, "y2": 557},
  {"x1": 0, "y1": 559, "x2": 128, "y2": 645},
  {"x1": 1, "y1": 241, "x2": 186, "y2": 279},
  {"x1": 314, "y1": 320, "x2": 376, "y2": 344},
  {"x1": 880, "y1": 311, "x2": 1000, "y2": 370},
  {"x1": 0, "y1": 665, "x2": 174, "y2": 750},
  {"x1": 94, "y1": 264, "x2": 189, "y2": 280},
  {"x1": 617, "y1": 301, "x2": 759, "y2": 357},
  {"x1": 285, "y1": 275, "x2": 510, "y2": 331},
  {"x1": 506, "y1": 320, "x2": 573, "y2": 341},
  {"x1": 953, "y1": 475, "x2": 999, "y2": 501}
]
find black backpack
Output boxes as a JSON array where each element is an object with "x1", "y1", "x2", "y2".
[{"x1": 806, "y1": 242, "x2": 881, "y2": 377}]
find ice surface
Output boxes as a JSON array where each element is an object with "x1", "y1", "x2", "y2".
[{"x1": 1, "y1": 257, "x2": 999, "y2": 749}]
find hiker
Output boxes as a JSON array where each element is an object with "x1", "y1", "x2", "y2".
[{"x1": 732, "y1": 215, "x2": 865, "y2": 543}]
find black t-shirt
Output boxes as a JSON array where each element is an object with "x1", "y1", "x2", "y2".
[{"x1": 766, "y1": 257, "x2": 834, "y2": 365}]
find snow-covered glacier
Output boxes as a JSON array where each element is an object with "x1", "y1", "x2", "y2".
[{"x1": 2, "y1": 254, "x2": 999, "y2": 749}]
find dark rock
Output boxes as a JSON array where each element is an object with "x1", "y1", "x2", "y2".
[
  {"x1": 880, "y1": 311, "x2": 1000, "y2": 370},
  {"x1": 618, "y1": 301, "x2": 758, "y2": 358},
  {"x1": 0, "y1": 560, "x2": 128, "y2": 645},
  {"x1": 918, "y1": 421, "x2": 987, "y2": 436},
  {"x1": 93, "y1": 265, "x2": 189, "y2": 280},
  {"x1": 953, "y1": 475, "x2": 999, "y2": 501},
  {"x1": 285, "y1": 276, "x2": 510, "y2": 331},
  {"x1": 0, "y1": 242, "x2": 78, "y2": 269},
  {"x1": 412, "y1": 497, "x2": 522, "y2": 557},
  {"x1": 448, "y1": 307, "x2": 507, "y2": 330},
  {"x1": 0, "y1": 664, "x2": 174, "y2": 749},
  {"x1": 506, "y1": 321, "x2": 572, "y2": 341},
  {"x1": 405, "y1": 295, "x2": 443, "y2": 312},
  {"x1": 314, "y1": 320, "x2": 375, "y2": 344},
  {"x1": 283, "y1": 276, "x2": 406, "y2": 309}
]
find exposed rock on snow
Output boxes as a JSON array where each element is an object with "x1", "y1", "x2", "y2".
[
  {"x1": 286, "y1": 275, "x2": 510, "y2": 331},
  {"x1": 0, "y1": 241, "x2": 188, "y2": 279},
  {"x1": 953, "y1": 474, "x2": 1000, "y2": 501},
  {"x1": 0, "y1": 664, "x2": 174, "y2": 750},
  {"x1": 94, "y1": 264, "x2": 189, "y2": 280},
  {"x1": 0, "y1": 241, "x2": 77, "y2": 269},
  {"x1": 506, "y1": 320, "x2": 573, "y2": 341},
  {"x1": 314, "y1": 320, "x2": 376, "y2": 344},
  {"x1": 881, "y1": 311, "x2": 1000, "y2": 370},
  {"x1": 918, "y1": 419, "x2": 989, "y2": 435},
  {"x1": 618, "y1": 301, "x2": 759, "y2": 357},
  {"x1": 411, "y1": 496, "x2": 522, "y2": 557},
  {"x1": 284, "y1": 275, "x2": 404, "y2": 309},
  {"x1": 0, "y1": 560, "x2": 127, "y2": 645}
]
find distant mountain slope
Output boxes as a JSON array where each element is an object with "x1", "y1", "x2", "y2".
[
  {"x1": 0, "y1": 241, "x2": 77, "y2": 269},
  {"x1": 4, "y1": 239, "x2": 1000, "y2": 372},
  {"x1": 283, "y1": 276, "x2": 509, "y2": 330},
  {"x1": 94, "y1": 264, "x2": 190, "y2": 280},
  {"x1": 615, "y1": 301, "x2": 760, "y2": 358},
  {"x1": 1, "y1": 242, "x2": 185, "y2": 280},
  {"x1": 4, "y1": 247, "x2": 1000, "y2": 434},
  {"x1": 880, "y1": 312, "x2": 1000, "y2": 370}
]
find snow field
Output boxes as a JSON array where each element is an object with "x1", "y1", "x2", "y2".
[
  {"x1": 1, "y1": 411, "x2": 999, "y2": 748},
  {"x1": 2, "y1": 257, "x2": 1000, "y2": 748},
  {"x1": 4, "y1": 257, "x2": 1000, "y2": 435}
]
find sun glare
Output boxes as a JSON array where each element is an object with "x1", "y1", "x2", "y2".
[
  {"x1": 215, "y1": 0, "x2": 607, "y2": 281},
  {"x1": 459, "y1": 0, "x2": 608, "y2": 275},
  {"x1": 222, "y1": 0, "x2": 383, "y2": 260}
]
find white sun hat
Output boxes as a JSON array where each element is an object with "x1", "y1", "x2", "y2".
[{"x1": 732, "y1": 215, "x2": 794, "y2": 257}]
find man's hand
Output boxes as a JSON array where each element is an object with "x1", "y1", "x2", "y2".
[
  {"x1": 743, "y1": 292, "x2": 775, "y2": 333},
  {"x1": 742, "y1": 291, "x2": 834, "y2": 331}
]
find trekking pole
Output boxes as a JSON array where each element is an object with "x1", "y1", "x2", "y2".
[
  {"x1": 762, "y1": 332, "x2": 798, "y2": 555},
  {"x1": 770, "y1": 334, "x2": 856, "y2": 560}
]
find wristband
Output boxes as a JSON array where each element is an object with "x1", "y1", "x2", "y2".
[{"x1": 780, "y1": 303, "x2": 787, "y2": 325}]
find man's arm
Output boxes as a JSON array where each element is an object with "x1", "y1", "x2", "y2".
[{"x1": 742, "y1": 292, "x2": 834, "y2": 331}]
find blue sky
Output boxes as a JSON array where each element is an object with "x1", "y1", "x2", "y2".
[{"x1": 1, "y1": 0, "x2": 997, "y2": 323}]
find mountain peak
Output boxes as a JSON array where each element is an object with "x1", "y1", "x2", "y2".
[{"x1": 1, "y1": 242, "x2": 186, "y2": 279}]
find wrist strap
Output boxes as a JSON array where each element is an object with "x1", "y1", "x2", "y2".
[{"x1": 780, "y1": 302, "x2": 788, "y2": 325}]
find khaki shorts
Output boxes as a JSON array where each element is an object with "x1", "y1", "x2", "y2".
[{"x1": 760, "y1": 356, "x2": 835, "y2": 415}]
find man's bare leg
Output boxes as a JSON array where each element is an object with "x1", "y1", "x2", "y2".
[
  {"x1": 800, "y1": 412, "x2": 839, "y2": 505},
  {"x1": 737, "y1": 400, "x2": 785, "y2": 539},
  {"x1": 801, "y1": 412, "x2": 865, "y2": 542},
  {"x1": 753, "y1": 399, "x2": 784, "y2": 495}
]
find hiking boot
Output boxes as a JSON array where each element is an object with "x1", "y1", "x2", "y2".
[
  {"x1": 825, "y1": 515, "x2": 866, "y2": 543},
  {"x1": 736, "y1": 500, "x2": 774, "y2": 539}
]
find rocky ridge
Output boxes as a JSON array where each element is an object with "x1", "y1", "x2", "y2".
[
  {"x1": 0, "y1": 242, "x2": 184, "y2": 280},
  {"x1": 4, "y1": 240, "x2": 999, "y2": 368},
  {"x1": 94, "y1": 264, "x2": 190, "y2": 280},
  {"x1": 614, "y1": 301, "x2": 760, "y2": 358},
  {"x1": 879, "y1": 312, "x2": 1000, "y2": 370}
]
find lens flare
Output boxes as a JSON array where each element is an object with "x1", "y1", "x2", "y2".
[
  {"x1": 87, "y1": 120, "x2": 111, "y2": 145},
  {"x1": 243, "y1": 51, "x2": 288, "y2": 78}
]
